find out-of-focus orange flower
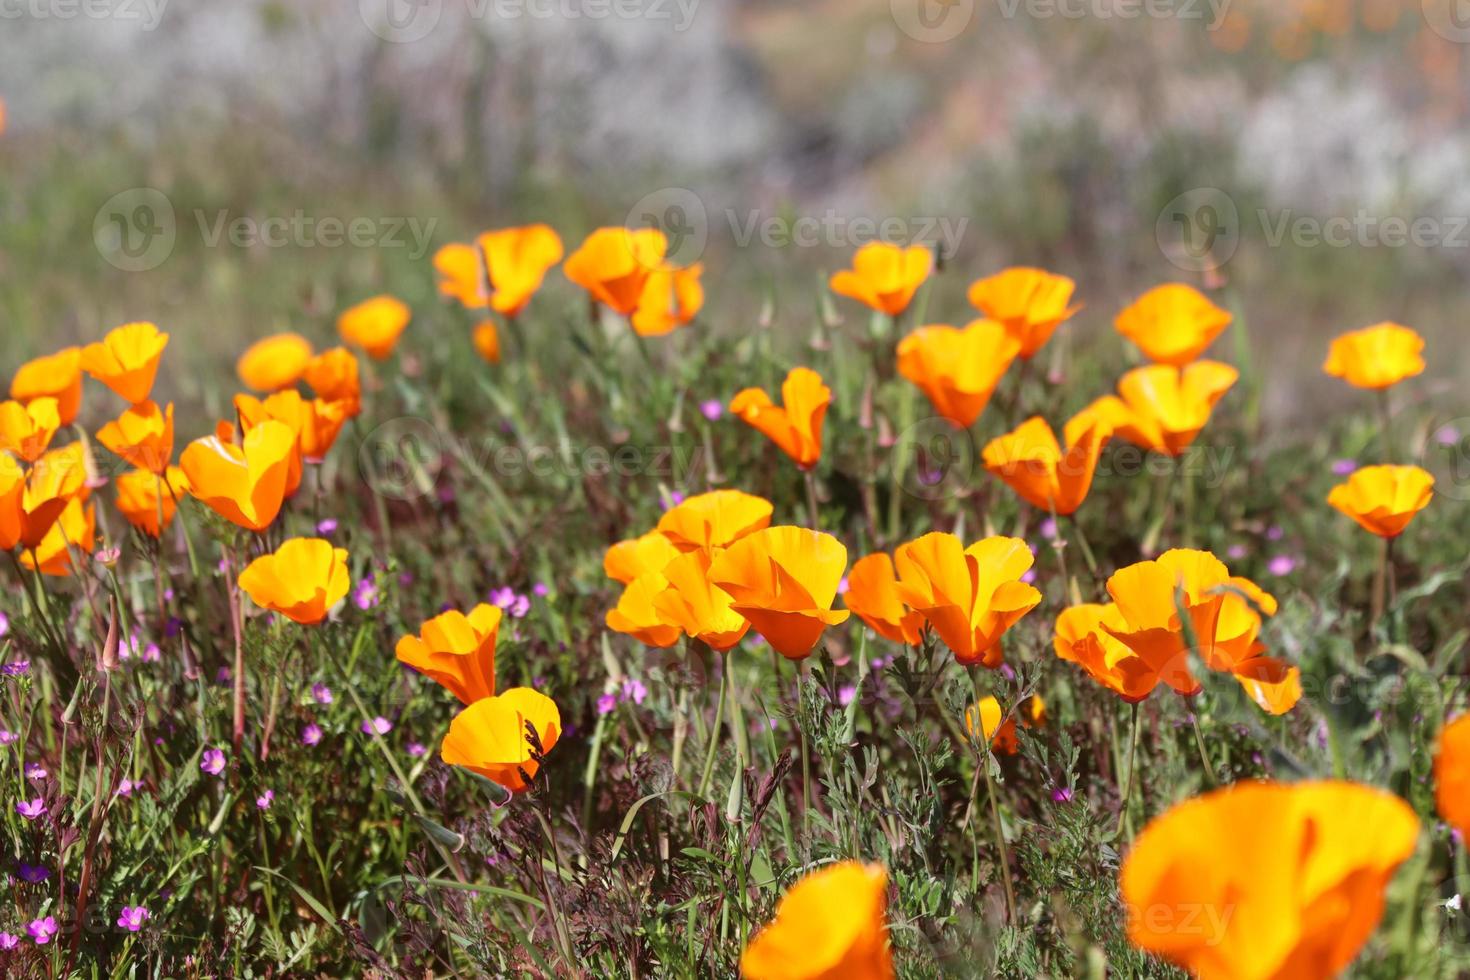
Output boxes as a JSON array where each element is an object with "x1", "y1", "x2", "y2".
[
  {"x1": 180, "y1": 419, "x2": 297, "y2": 532},
  {"x1": 1232, "y1": 656, "x2": 1303, "y2": 716},
  {"x1": 564, "y1": 227, "x2": 667, "y2": 316},
  {"x1": 97, "y1": 400, "x2": 174, "y2": 473},
  {"x1": 435, "y1": 225, "x2": 564, "y2": 317},
  {"x1": 80, "y1": 321, "x2": 169, "y2": 404},
  {"x1": 741, "y1": 861, "x2": 894, "y2": 980},
  {"x1": 652, "y1": 549, "x2": 751, "y2": 651},
  {"x1": 893, "y1": 533, "x2": 1041, "y2": 668},
  {"x1": 0, "y1": 455, "x2": 25, "y2": 550},
  {"x1": 656, "y1": 489, "x2": 774, "y2": 554},
  {"x1": 433, "y1": 243, "x2": 484, "y2": 309},
  {"x1": 11, "y1": 347, "x2": 83, "y2": 425},
  {"x1": 236, "y1": 333, "x2": 314, "y2": 392},
  {"x1": 1081, "y1": 361, "x2": 1237, "y2": 457},
  {"x1": 604, "y1": 529, "x2": 681, "y2": 584},
  {"x1": 0, "y1": 397, "x2": 61, "y2": 462},
  {"x1": 844, "y1": 552, "x2": 925, "y2": 646},
  {"x1": 730, "y1": 367, "x2": 830, "y2": 470},
  {"x1": 1114, "y1": 284, "x2": 1232, "y2": 366},
  {"x1": 302, "y1": 347, "x2": 362, "y2": 417},
  {"x1": 1327, "y1": 464, "x2": 1433, "y2": 538},
  {"x1": 1121, "y1": 780, "x2": 1419, "y2": 980},
  {"x1": 1323, "y1": 322, "x2": 1425, "y2": 390},
  {"x1": 441, "y1": 688, "x2": 561, "y2": 792},
  {"x1": 1435, "y1": 713, "x2": 1470, "y2": 841},
  {"x1": 967, "y1": 267, "x2": 1079, "y2": 359},
  {"x1": 337, "y1": 295, "x2": 411, "y2": 361},
  {"x1": 18, "y1": 442, "x2": 87, "y2": 550},
  {"x1": 238, "y1": 537, "x2": 350, "y2": 625},
  {"x1": 1055, "y1": 603, "x2": 1172, "y2": 702},
  {"x1": 20, "y1": 497, "x2": 94, "y2": 577},
  {"x1": 964, "y1": 695, "x2": 1045, "y2": 754},
  {"x1": 982, "y1": 412, "x2": 1111, "y2": 516},
  {"x1": 896, "y1": 321, "x2": 1020, "y2": 428},
  {"x1": 631, "y1": 263, "x2": 704, "y2": 337},
  {"x1": 115, "y1": 466, "x2": 189, "y2": 538},
  {"x1": 828, "y1": 242, "x2": 931, "y2": 317},
  {"x1": 236, "y1": 390, "x2": 348, "y2": 468},
  {"x1": 606, "y1": 571, "x2": 682, "y2": 648},
  {"x1": 471, "y1": 321, "x2": 501, "y2": 364},
  {"x1": 396, "y1": 605, "x2": 502, "y2": 704},
  {"x1": 709, "y1": 526, "x2": 850, "y2": 659}
]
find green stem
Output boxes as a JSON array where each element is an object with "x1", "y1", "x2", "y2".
[
  {"x1": 697, "y1": 657, "x2": 728, "y2": 798},
  {"x1": 1115, "y1": 702, "x2": 1140, "y2": 838}
]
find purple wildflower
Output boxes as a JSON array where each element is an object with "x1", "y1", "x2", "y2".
[
  {"x1": 1331, "y1": 458, "x2": 1358, "y2": 476},
  {"x1": 361, "y1": 716, "x2": 393, "y2": 736},
  {"x1": 16, "y1": 863, "x2": 48, "y2": 883},
  {"x1": 200, "y1": 748, "x2": 226, "y2": 776},
  {"x1": 0, "y1": 730, "x2": 16, "y2": 746},
  {"x1": 354, "y1": 575, "x2": 381, "y2": 611},
  {"x1": 26, "y1": 917, "x2": 57, "y2": 945},
  {"x1": 596, "y1": 693, "x2": 617, "y2": 715},
  {"x1": 316, "y1": 518, "x2": 339, "y2": 535},
  {"x1": 407, "y1": 742, "x2": 427, "y2": 757},
  {"x1": 1267, "y1": 554, "x2": 1297, "y2": 576},
  {"x1": 1, "y1": 660, "x2": 29, "y2": 677},
  {"x1": 256, "y1": 790, "x2": 274, "y2": 810},
  {"x1": 311, "y1": 683, "x2": 334, "y2": 705},
  {"x1": 1051, "y1": 786, "x2": 1074, "y2": 803},
  {"x1": 301, "y1": 723, "x2": 323, "y2": 747},
  {"x1": 116, "y1": 907, "x2": 150, "y2": 932},
  {"x1": 23, "y1": 763, "x2": 44, "y2": 780},
  {"x1": 0, "y1": 933, "x2": 16, "y2": 950},
  {"x1": 15, "y1": 799, "x2": 45, "y2": 820},
  {"x1": 700, "y1": 399, "x2": 723, "y2": 421},
  {"x1": 621, "y1": 678, "x2": 648, "y2": 706}
]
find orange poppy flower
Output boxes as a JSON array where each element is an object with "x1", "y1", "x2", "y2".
[
  {"x1": 605, "y1": 571, "x2": 682, "y2": 649},
  {"x1": 896, "y1": 321, "x2": 1022, "y2": 429},
  {"x1": 893, "y1": 533, "x2": 1041, "y2": 668},
  {"x1": 1323, "y1": 322, "x2": 1425, "y2": 390},
  {"x1": 604, "y1": 529, "x2": 681, "y2": 585},
  {"x1": 844, "y1": 552, "x2": 925, "y2": 646},
  {"x1": 741, "y1": 861, "x2": 894, "y2": 980},
  {"x1": 236, "y1": 333, "x2": 314, "y2": 392},
  {"x1": 651, "y1": 549, "x2": 751, "y2": 651},
  {"x1": 0, "y1": 455, "x2": 25, "y2": 551},
  {"x1": 828, "y1": 242, "x2": 932, "y2": 317},
  {"x1": 1435, "y1": 713, "x2": 1470, "y2": 842},
  {"x1": 708, "y1": 526, "x2": 850, "y2": 660},
  {"x1": 564, "y1": 227, "x2": 668, "y2": 316},
  {"x1": 440, "y1": 688, "x2": 562, "y2": 792},
  {"x1": 80, "y1": 321, "x2": 169, "y2": 404},
  {"x1": 982, "y1": 412, "x2": 1111, "y2": 516},
  {"x1": 1114, "y1": 283, "x2": 1232, "y2": 366},
  {"x1": 1081, "y1": 361, "x2": 1237, "y2": 457},
  {"x1": 1232, "y1": 656, "x2": 1303, "y2": 716},
  {"x1": 114, "y1": 466, "x2": 189, "y2": 538},
  {"x1": 337, "y1": 295, "x2": 411, "y2": 361},
  {"x1": 0, "y1": 397, "x2": 61, "y2": 462},
  {"x1": 471, "y1": 321, "x2": 501, "y2": 364},
  {"x1": 11, "y1": 347, "x2": 83, "y2": 425},
  {"x1": 656, "y1": 489, "x2": 774, "y2": 554},
  {"x1": 1121, "y1": 780, "x2": 1419, "y2": 980},
  {"x1": 435, "y1": 225, "x2": 564, "y2": 317},
  {"x1": 396, "y1": 604, "x2": 502, "y2": 705},
  {"x1": 964, "y1": 695, "x2": 1045, "y2": 754},
  {"x1": 179, "y1": 419, "x2": 297, "y2": 532},
  {"x1": 1055, "y1": 603, "x2": 1175, "y2": 701},
  {"x1": 238, "y1": 537, "x2": 350, "y2": 625},
  {"x1": 730, "y1": 367, "x2": 830, "y2": 470},
  {"x1": 97, "y1": 400, "x2": 174, "y2": 474},
  {"x1": 433, "y1": 243, "x2": 485, "y2": 309},
  {"x1": 18, "y1": 442, "x2": 87, "y2": 550},
  {"x1": 20, "y1": 497, "x2": 94, "y2": 577},
  {"x1": 236, "y1": 390, "x2": 349, "y2": 469},
  {"x1": 967, "y1": 267, "x2": 1080, "y2": 359},
  {"x1": 302, "y1": 347, "x2": 362, "y2": 417},
  {"x1": 1327, "y1": 464, "x2": 1433, "y2": 538},
  {"x1": 631, "y1": 263, "x2": 704, "y2": 337}
]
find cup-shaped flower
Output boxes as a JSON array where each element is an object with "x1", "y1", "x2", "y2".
[
  {"x1": 651, "y1": 549, "x2": 751, "y2": 651},
  {"x1": 396, "y1": 604, "x2": 501, "y2": 704},
  {"x1": 1055, "y1": 603, "x2": 1175, "y2": 701},
  {"x1": 844, "y1": 552, "x2": 925, "y2": 646},
  {"x1": 893, "y1": 533, "x2": 1041, "y2": 668},
  {"x1": 982, "y1": 412, "x2": 1111, "y2": 516},
  {"x1": 0, "y1": 397, "x2": 60, "y2": 462},
  {"x1": 440, "y1": 688, "x2": 561, "y2": 792},
  {"x1": 471, "y1": 322, "x2": 500, "y2": 364},
  {"x1": 604, "y1": 529, "x2": 681, "y2": 584},
  {"x1": 435, "y1": 225, "x2": 564, "y2": 316},
  {"x1": 18, "y1": 442, "x2": 88, "y2": 549},
  {"x1": 180, "y1": 419, "x2": 297, "y2": 532},
  {"x1": 828, "y1": 241, "x2": 932, "y2": 317},
  {"x1": 337, "y1": 295, "x2": 411, "y2": 360},
  {"x1": 236, "y1": 333, "x2": 314, "y2": 392},
  {"x1": 21, "y1": 497, "x2": 94, "y2": 577},
  {"x1": 631, "y1": 263, "x2": 704, "y2": 337},
  {"x1": 1081, "y1": 361, "x2": 1237, "y2": 457},
  {"x1": 966, "y1": 267, "x2": 1080, "y2": 359},
  {"x1": 896, "y1": 321, "x2": 1021, "y2": 428},
  {"x1": 964, "y1": 695, "x2": 1045, "y2": 755},
  {"x1": 114, "y1": 466, "x2": 189, "y2": 538},
  {"x1": 730, "y1": 367, "x2": 830, "y2": 470},
  {"x1": 656, "y1": 489, "x2": 774, "y2": 554},
  {"x1": 11, "y1": 347, "x2": 82, "y2": 425},
  {"x1": 80, "y1": 321, "x2": 169, "y2": 404},
  {"x1": 302, "y1": 347, "x2": 362, "y2": 417},
  {"x1": 1326, "y1": 464, "x2": 1433, "y2": 538},
  {"x1": 709, "y1": 526, "x2": 850, "y2": 659},
  {"x1": 238, "y1": 537, "x2": 350, "y2": 625},
  {"x1": 236, "y1": 390, "x2": 349, "y2": 469},
  {"x1": 564, "y1": 227, "x2": 667, "y2": 316},
  {"x1": 1114, "y1": 283, "x2": 1232, "y2": 365},
  {"x1": 1323, "y1": 322, "x2": 1425, "y2": 390},
  {"x1": 1121, "y1": 780, "x2": 1419, "y2": 980},
  {"x1": 605, "y1": 571, "x2": 682, "y2": 648},
  {"x1": 97, "y1": 400, "x2": 174, "y2": 473},
  {"x1": 741, "y1": 861, "x2": 894, "y2": 980},
  {"x1": 1231, "y1": 656, "x2": 1303, "y2": 716},
  {"x1": 1435, "y1": 713, "x2": 1470, "y2": 842}
]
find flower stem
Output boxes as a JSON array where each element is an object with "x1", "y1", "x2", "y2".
[
  {"x1": 1191, "y1": 711, "x2": 1215, "y2": 787},
  {"x1": 1115, "y1": 702, "x2": 1140, "y2": 839}
]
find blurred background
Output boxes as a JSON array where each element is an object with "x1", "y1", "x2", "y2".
[{"x1": 2, "y1": 0, "x2": 1468, "y2": 426}]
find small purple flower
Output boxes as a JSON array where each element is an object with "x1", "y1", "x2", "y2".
[
  {"x1": 621, "y1": 678, "x2": 647, "y2": 706},
  {"x1": 311, "y1": 683, "x2": 334, "y2": 705},
  {"x1": 200, "y1": 748, "x2": 226, "y2": 776},
  {"x1": 1265, "y1": 525, "x2": 1284, "y2": 542},
  {"x1": 26, "y1": 917, "x2": 56, "y2": 945},
  {"x1": 215, "y1": 667, "x2": 232, "y2": 685},
  {"x1": 301, "y1": 723, "x2": 323, "y2": 747},
  {"x1": 0, "y1": 612, "x2": 8, "y2": 637},
  {"x1": 596, "y1": 693, "x2": 617, "y2": 715},
  {"x1": 116, "y1": 906, "x2": 150, "y2": 932},
  {"x1": 700, "y1": 399, "x2": 723, "y2": 421},
  {"x1": 16, "y1": 862, "x2": 48, "y2": 883},
  {"x1": 354, "y1": 575, "x2": 381, "y2": 611},
  {"x1": 1039, "y1": 517, "x2": 1059, "y2": 541},
  {"x1": 1331, "y1": 458, "x2": 1358, "y2": 476},
  {"x1": 838, "y1": 685, "x2": 857, "y2": 707},
  {"x1": 489, "y1": 586, "x2": 516, "y2": 608},
  {"x1": 1225, "y1": 543, "x2": 1248, "y2": 560},
  {"x1": 1, "y1": 659, "x2": 29, "y2": 677},
  {"x1": 0, "y1": 730, "x2": 16, "y2": 746},
  {"x1": 837, "y1": 576, "x2": 849, "y2": 595},
  {"x1": 361, "y1": 716, "x2": 393, "y2": 736},
  {"x1": 1436, "y1": 424, "x2": 1461, "y2": 446},
  {"x1": 533, "y1": 582, "x2": 550, "y2": 597},
  {"x1": 407, "y1": 742, "x2": 427, "y2": 757},
  {"x1": 15, "y1": 799, "x2": 45, "y2": 820},
  {"x1": 1051, "y1": 786, "x2": 1074, "y2": 803},
  {"x1": 1267, "y1": 554, "x2": 1297, "y2": 577},
  {"x1": 316, "y1": 518, "x2": 339, "y2": 535},
  {"x1": 0, "y1": 933, "x2": 16, "y2": 950},
  {"x1": 256, "y1": 790, "x2": 274, "y2": 810},
  {"x1": 116, "y1": 779, "x2": 138, "y2": 797},
  {"x1": 509, "y1": 595, "x2": 530, "y2": 618},
  {"x1": 141, "y1": 643, "x2": 160, "y2": 664},
  {"x1": 24, "y1": 763, "x2": 45, "y2": 780},
  {"x1": 1020, "y1": 568, "x2": 1037, "y2": 585}
]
